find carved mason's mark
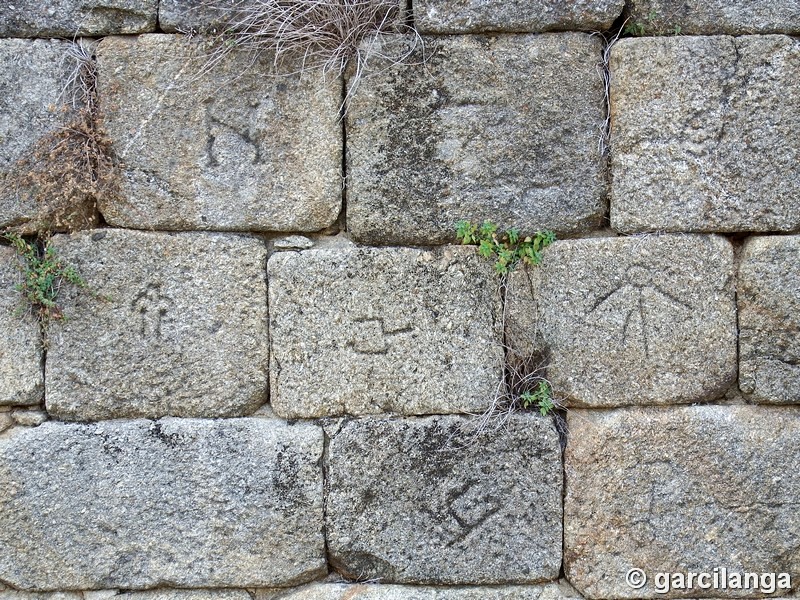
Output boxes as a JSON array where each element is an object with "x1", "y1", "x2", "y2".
[
  {"x1": 347, "y1": 316, "x2": 413, "y2": 355},
  {"x1": 585, "y1": 264, "x2": 693, "y2": 358},
  {"x1": 131, "y1": 282, "x2": 174, "y2": 338},
  {"x1": 445, "y1": 478, "x2": 502, "y2": 546},
  {"x1": 204, "y1": 106, "x2": 261, "y2": 168}
]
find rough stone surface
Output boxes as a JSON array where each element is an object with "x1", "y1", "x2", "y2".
[
  {"x1": 564, "y1": 405, "x2": 800, "y2": 599},
  {"x1": 0, "y1": 594, "x2": 81, "y2": 600},
  {"x1": 10, "y1": 408, "x2": 48, "y2": 427},
  {"x1": 270, "y1": 582, "x2": 582, "y2": 599},
  {"x1": 0, "y1": 39, "x2": 76, "y2": 230},
  {"x1": 347, "y1": 33, "x2": 607, "y2": 245},
  {"x1": 627, "y1": 0, "x2": 800, "y2": 34},
  {"x1": 611, "y1": 36, "x2": 800, "y2": 233},
  {"x1": 0, "y1": 418, "x2": 325, "y2": 590},
  {"x1": 326, "y1": 414, "x2": 563, "y2": 584},
  {"x1": 415, "y1": 0, "x2": 624, "y2": 33},
  {"x1": 268, "y1": 246, "x2": 504, "y2": 418},
  {"x1": 0, "y1": 411, "x2": 11, "y2": 434},
  {"x1": 115, "y1": 592, "x2": 250, "y2": 600},
  {"x1": 507, "y1": 234, "x2": 736, "y2": 406},
  {"x1": 0, "y1": 1, "x2": 156, "y2": 37},
  {"x1": 97, "y1": 34, "x2": 341, "y2": 232},
  {"x1": 46, "y1": 229, "x2": 268, "y2": 421},
  {"x1": 738, "y1": 236, "x2": 800, "y2": 403},
  {"x1": 0, "y1": 246, "x2": 43, "y2": 406}
]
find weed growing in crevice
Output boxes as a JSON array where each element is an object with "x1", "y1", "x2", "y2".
[
  {"x1": 2, "y1": 232, "x2": 93, "y2": 326},
  {"x1": 5, "y1": 40, "x2": 121, "y2": 234},
  {"x1": 190, "y1": 0, "x2": 423, "y2": 110},
  {"x1": 457, "y1": 220, "x2": 562, "y2": 431}
]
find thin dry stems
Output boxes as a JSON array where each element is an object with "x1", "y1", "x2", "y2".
[
  {"x1": 593, "y1": 22, "x2": 624, "y2": 158},
  {"x1": 191, "y1": 0, "x2": 423, "y2": 111}
]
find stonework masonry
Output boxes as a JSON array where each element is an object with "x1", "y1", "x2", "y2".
[{"x1": 0, "y1": 1, "x2": 799, "y2": 599}]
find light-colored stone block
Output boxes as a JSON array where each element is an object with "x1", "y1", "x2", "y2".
[
  {"x1": 46, "y1": 229, "x2": 268, "y2": 421},
  {"x1": 0, "y1": 246, "x2": 43, "y2": 406},
  {"x1": 611, "y1": 35, "x2": 800, "y2": 233},
  {"x1": 415, "y1": 0, "x2": 624, "y2": 33},
  {"x1": 269, "y1": 581, "x2": 583, "y2": 599},
  {"x1": 739, "y1": 235, "x2": 800, "y2": 403},
  {"x1": 347, "y1": 33, "x2": 607, "y2": 245},
  {"x1": 268, "y1": 246, "x2": 503, "y2": 418},
  {"x1": 0, "y1": 418, "x2": 325, "y2": 590},
  {"x1": 97, "y1": 34, "x2": 341, "y2": 232},
  {"x1": 0, "y1": 1, "x2": 157, "y2": 37},
  {"x1": 507, "y1": 234, "x2": 737, "y2": 406},
  {"x1": 564, "y1": 406, "x2": 800, "y2": 598},
  {"x1": 627, "y1": 0, "x2": 800, "y2": 34},
  {"x1": 326, "y1": 414, "x2": 563, "y2": 584}
]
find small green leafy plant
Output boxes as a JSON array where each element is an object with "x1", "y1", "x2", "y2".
[
  {"x1": 520, "y1": 381, "x2": 556, "y2": 416},
  {"x1": 4, "y1": 232, "x2": 90, "y2": 323},
  {"x1": 456, "y1": 220, "x2": 555, "y2": 275}
]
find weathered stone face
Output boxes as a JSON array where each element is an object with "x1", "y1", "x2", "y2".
[
  {"x1": 45, "y1": 229, "x2": 268, "y2": 421},
  {"x1": 158, "y1": 0, "x2": 230, "y2": 32},
  {"x1": 415, "y1": 0, "x2": 624, "y2": 33},
  {"x1": 0, "y1": 418, "x2": 325, "y2": 590},
  {"x1": 0, "y1": 39, "x2": 74, "y2": 230},
  {"x1": 346, "y1": 33, "x2": 607, "y2": 245},
  {"x1": 506, "y1": 234, "x2": 737, "y2": 407},
  {"x1": 627, "y1": 0, "x2": 800, "y2": 34},
  {"x1": 739, "y1": 236, "x2": 800, "y2": 403},
  {"x1": 610, "y1": 35, "x2": 800, "y2": 233},
  {"x1": 0, "y1": 246, "x2": 43, "y2": 406},
  {"x1": 564, "y1": 406, "x2": 800, "y2": 599},
  {"x1": 326, "y1": 414, "x2": 563, "y2": 584},
  {"x1": 268, "y1": 246, "x2": 503, "y2": 418},
  {"x1": 267, "y1": 581, "x2": 583, "y2": 599},
  {"x1": 96, "y1": 34, "x2": 342, "y2": 232},
  {"x1": 0, "y1": 1, "x2": 157, "y2": 37}
]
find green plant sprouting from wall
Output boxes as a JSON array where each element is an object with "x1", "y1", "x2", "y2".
[
  {"x1": 456, "y1": 220, "x2": 555, "y2": 275},
  {"x1": 3, "y1": 232, "x2": 91, "y2": 325}
]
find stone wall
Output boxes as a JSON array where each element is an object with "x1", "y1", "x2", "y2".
[{"x1": 1, "y1": 1, "x2": 799, "y2": 600}]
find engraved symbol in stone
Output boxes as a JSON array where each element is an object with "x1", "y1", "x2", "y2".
[
  {"x1": 585, "y1": 264, "x2": 692, "y2": 358},
  {"x1": 131, "y1": 282, "x2": 174, "y2": 338},
  {"x1": 348, "y1": 317, "x2": 413, "y2": 355},
  {"x1": 444, "y1": 479, "x2": 501, "y2": 547}
]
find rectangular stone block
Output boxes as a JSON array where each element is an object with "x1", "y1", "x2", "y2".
[
  {"x1": 268, "y1": 245, "x2": 503, "y2": 418},
  {"x1": 564, "y1": 406, "x2": 800, "y2": 599},
  {"x1": 0, "y1": 418, "x2": 325, "y2": 590},
  {"x1": 46, "y1": 229, "x2": 268, "y2": 421},
  {"x1": 627, "y1": 0, "x2": 800, "y2": 34},
  {"x1": 506, "y1": 234, "x2": 736, "y2": 406},
  {"x1": 0, "y1": 246, "x2": 43, "y2": 406},
  {"x1": 96, "y1": 34, "x2": 341, "y2": 232},
  {"x1": 347, "y1": 33, "x2": 607, "y2": 245},
  {"x1": 267, "y1": 581, "x2": 582, "y2": 599},
  {"x1": 326, "y1": 415, "x2": 563, "y2": 584},
  {"x1": 415, "y1": 0, "x2": 624, "y2": 33},
  {"x1": 0, "y1": 1, "x2": 156, "y2": 37},
  {"x1": 0, "y1": 39, "x2": 75, "y2": 230},
  {"x1": 739, "y1": 235, "x2": 800, "y2": 403},
  {"x1": 159, "y1": 0, "x2": 229, "y2": 33},
  {"x1": 611, "y1": 36, "x2": 800, "y2": 233}
]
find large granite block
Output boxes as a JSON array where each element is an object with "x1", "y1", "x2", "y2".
[
  {"x1": 0, "y1": 418, "x2": 325, "y2": 590},
  {"x1": 45, "y1": 229, "x2": 268, "y2": 421},
  {"x1": 96, "y1": 35, "x2": 341, "y2": 231},
  {"x1": 564, "y1": 406, "x2": 800, "y2": 598},
  {"x1": 0, "y1": 246, "x2": 43, "y2": 406},
  {"x1": 506, "y1": 234, "x2": 737, "y2": 406},
  {"x1": 611, "y1": 36, "x2": 800, "y2": 233},
  {"x1": 415, "y1": 0, "x2": 624, "y2": 33},
  {"x1": 0, "y1": 1, "x2": 156, "y2": 37},
  {"x1": 266, "y1": 581, "x2": 582, "y2": 599},
  {"x1": 627, "y1": 0, "x2": 800, "y2": 35},
  {"x1": 326, "y1": 415, "x2": 563, "y2": 584},
  {"x1": 347, "y1": 33, "x2": 607, "y2": 245},
  {"x1": 268, "y1": 246, "x2": 503, "y2": 418},
  {"x1": 739, "y1": 235, "x2": 800, "y2": 403},
  {"x1": 0, "y1": 39, "x2": 76, "y2": 230}
]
